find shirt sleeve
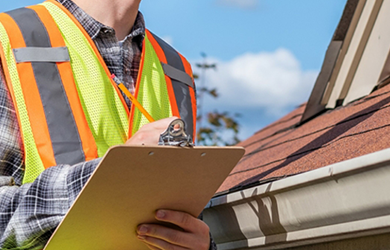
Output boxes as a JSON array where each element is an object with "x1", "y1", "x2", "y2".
[
  {"x1": 0, "y1": 61, "x2": 102, "y2": 249},
  {"x1": 210, "y1": 236, "x2": 218, "y2": 250}
]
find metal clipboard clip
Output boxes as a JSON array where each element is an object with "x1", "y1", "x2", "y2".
[{"x1": 158, "y1": 119, "x2": 194, "y2": 147}]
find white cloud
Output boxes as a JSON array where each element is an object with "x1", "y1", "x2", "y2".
[
  {"x1": 194, "y1": 48, "x2": 318, "y2": 118},
  {"x1": 216, "y1": 0, "x2": 259, "y2": 9}
]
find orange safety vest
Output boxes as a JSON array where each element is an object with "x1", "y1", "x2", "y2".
[{"x1": 0, "y1": 0, "x2": 197, "y2": 183}]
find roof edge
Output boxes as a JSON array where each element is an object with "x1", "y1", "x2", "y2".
[{"x1": 204, "y1": 147, "x2": 390, "y2": 249}]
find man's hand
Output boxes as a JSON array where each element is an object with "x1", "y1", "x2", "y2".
[
  {"x1": 129, "y1": 118, "x2": 210, "y2": 249},
  {"x1": 125, "y1": 117, "x2": 178, "y2": 146},
  {"x1": 137, "y1": 210, "x2": 210, "y2": 250}
]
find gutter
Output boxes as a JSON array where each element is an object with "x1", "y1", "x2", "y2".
[{"x1": 203, "y1": 147, "x2": 390, "y2": 249}]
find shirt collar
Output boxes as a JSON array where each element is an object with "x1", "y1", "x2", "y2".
[{"x1": 56, "y1": 0, "x2": 145, "y2": 44}]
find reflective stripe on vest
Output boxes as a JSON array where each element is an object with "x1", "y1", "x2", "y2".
[
  {"x1": 143, "y1": 30, "x2": 197, "y2": 140},
  {"x1": 0, "y1": 0, "x2": 196, "y2": 184}
]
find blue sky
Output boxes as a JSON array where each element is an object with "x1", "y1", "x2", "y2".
[
  {"x1": 140, "y1": 0, "x2": 348, "y2": 141},
  {"x1": 141, "y1": 0, "x2": 346, "y2": 70},
  {"x1": 1, "y1": 0, "x2": 348, "y2": 142}
]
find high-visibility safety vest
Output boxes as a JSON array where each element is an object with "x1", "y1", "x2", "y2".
[{"x1": 0, "y1": 0, "x2": 197, "y2": 184}]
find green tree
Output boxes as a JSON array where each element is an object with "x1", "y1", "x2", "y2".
[{"x1": 194, "y1": 53, "x2": 241, "y2": 146}]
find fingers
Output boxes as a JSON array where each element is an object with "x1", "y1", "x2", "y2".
[
  {"x1": 137, "y1": 210, "x2": 210, "y2": 250},
  {"x1": 144, "y1": 244, "x2": 162, "y2": 250},
  {"x1": 138, "y1": 227, "x2": 189, "y2": 250},
  {"x1": 154, "y1": 210, "x2": 208, "y2": 233},
  {"x1": 125, "y1": 117, "x2": 178, "y2": 146},
  {"x1": 137, "y1": 224, "x2": 192, "y2": 247},
  {"x1": 143, "y1": 239, "x2": 187, "y2": 250},
  {"x1": 143, "y1": 117, "x2": 178, "y2": 130}
]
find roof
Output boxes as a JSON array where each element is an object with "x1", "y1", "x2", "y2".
[
  {"x1": 205, "y1": 142, "x2": 390, "y2": 250},
  {"x1": 204, "y1": 0, "x2": 390, "y2": 249},
  {"x1": 217, "y1": 83, "x2": 390, "y2": 194}
]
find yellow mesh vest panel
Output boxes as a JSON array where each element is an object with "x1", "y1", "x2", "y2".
[
  {"x1": 43, "y1": 2, "x2": 129, "y2": 157},
  {"x1": 0, "y1": 3, "x2": 173, "y2": 184},
  {"x1": 0, "y1": 23, "x2": 45, "y2": 184},
  {"x1": 131, "y1": 33, "x2": 172, "y2": 135}
]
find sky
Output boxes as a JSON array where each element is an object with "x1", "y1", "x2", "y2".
[{"x1": 0, "y1": 0, "x2": 348, "y2": 142}]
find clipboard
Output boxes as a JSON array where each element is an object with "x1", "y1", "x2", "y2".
[{"x1": 43, "y1": 144, "x2": 245, "y2": 250}]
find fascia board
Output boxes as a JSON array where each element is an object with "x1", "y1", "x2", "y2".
[{"x1": 204, "y1": 147, "x2": 390, "y2": 249}]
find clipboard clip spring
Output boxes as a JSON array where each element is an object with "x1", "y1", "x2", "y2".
[{"x1": 158, "y1": 119, "x2": 194, "y2": 147}]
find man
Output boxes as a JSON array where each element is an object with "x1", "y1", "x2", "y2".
[{"x1": 0, "y1": 0, "x2": 215, "y2": 249}]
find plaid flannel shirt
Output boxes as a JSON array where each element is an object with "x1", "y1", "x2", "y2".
[{"x1": 0, "y1": 0, "x2": 217, "y2": 249}]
